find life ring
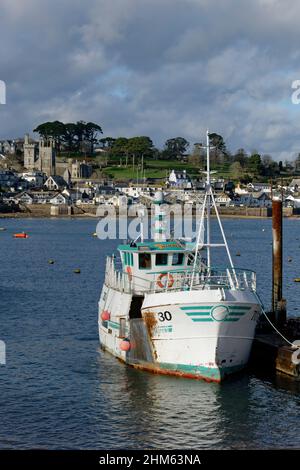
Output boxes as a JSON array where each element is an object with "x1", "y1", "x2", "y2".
[
  {"x1": 157, "y1": 273, "x2": 174, "y2": 289},
  {"x1": 126, "y1": 266, "x2": 132, "y2": 281}
]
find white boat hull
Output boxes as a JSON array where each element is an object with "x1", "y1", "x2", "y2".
[{"x1": 98, "y1": 286, "x2": 261, "y2": 382}]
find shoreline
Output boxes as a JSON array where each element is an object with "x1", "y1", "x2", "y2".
[{"x1": 0, "y1": 212, "x2": 299, "y2": 220}]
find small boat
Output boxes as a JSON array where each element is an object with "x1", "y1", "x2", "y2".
[
  {"x1": 13, "y1": 232, "x2": 29, "y2": 239},
  {"x1": 0, "y1": 228, "x2": 6, "y2": 232}
]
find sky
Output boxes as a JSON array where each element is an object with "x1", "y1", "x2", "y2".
[{"x1": 1, "y1": 0, "x2": 300, "y2": 160}]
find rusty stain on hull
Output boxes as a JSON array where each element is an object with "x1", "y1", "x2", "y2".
[
  {"x1": 143, "y1": 311, "x2": 158, "y2": 360},
  {"x1": 116, "y1": 354, "x2": 220, "y2": 383}
]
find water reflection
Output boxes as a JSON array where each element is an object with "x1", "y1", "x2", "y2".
[{"x1": 94, "y1": 350, "x2": 300, "y2": 449}]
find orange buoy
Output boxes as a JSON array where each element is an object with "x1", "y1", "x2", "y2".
[
  {"x1": 120, "y1": 339, "x2": 131, "y2": 352},
  {"x1": 101, "y1": 310, "x2": 110, "y2": 321},
  {"x1": 126, "y1": 266, "x2": 133, "y2": 281},
  {"x1": 14, "y1": 232, "x2": 29, "y2": 239}
]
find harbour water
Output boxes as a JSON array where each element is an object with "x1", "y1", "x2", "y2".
[{"x1": 0, "y1": 218, "x2": 299, "y2": 449}]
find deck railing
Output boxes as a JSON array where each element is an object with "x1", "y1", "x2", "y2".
[{"x1": 104, "y1": 256, "x2": 256, "y2": 294}]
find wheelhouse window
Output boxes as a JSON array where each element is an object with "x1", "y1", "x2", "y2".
[
  {"x1": 155, "y1": 253, "x2": 168, "y2": 266},
  {"x1": 139, "y1": 253, "x2": 151, "y2": 269},
  {"x1": 172, "y1": 252, "x2": 184, "y2": 266}
]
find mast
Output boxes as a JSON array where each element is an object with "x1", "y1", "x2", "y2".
[
  {"x1": 153, "y1": 191, "x2": 167, "y2": 242},
  {"x1": 191, "y1": 130, "x2": 236, "y2": 290},
  {"x1": 206, "y1": 130, "x2": 211, "y2": 268}
]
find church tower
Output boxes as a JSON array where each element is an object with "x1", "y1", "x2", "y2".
[
  {"x1": 23, "y1": 134, "x2": 36, "y2": 170},
  {"x1": 39, "y1": 138, "x2": 56, "y2": 177}
]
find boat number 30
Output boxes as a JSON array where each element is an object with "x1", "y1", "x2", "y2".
[{"x1": 158, "y1": 311, "x2": 172, "y2": 322}]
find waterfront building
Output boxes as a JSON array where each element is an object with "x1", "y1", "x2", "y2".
[
  {"x1": 49, "y1": 193, "x2": 69, "y2": 205},
  {"x1": 44, "y1": 175, "x2": 68, "y2": 191},
  {"x1": 214, "y1": 192, "x2": 232, "y2": 207},
  {"x1": 167, "y1": 169, "x2": 192, "y2": 189},
  {"x1": 21, "y1": 171, "x2": 45, "y2": 187},
  {"x1": 247, "y1": 182, "x2": 272, "y2": 193},
  {"x1": 13, "y1": 191, "x2": 34, "y2": 205}
]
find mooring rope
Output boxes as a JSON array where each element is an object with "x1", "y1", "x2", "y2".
[{"x1": 254, "y1": 291, "x2": 297, "y2": 349}]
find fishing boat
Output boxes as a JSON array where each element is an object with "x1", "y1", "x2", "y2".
[{"x1": 98, "y1": 131, "x2": 262, "y2": 382}]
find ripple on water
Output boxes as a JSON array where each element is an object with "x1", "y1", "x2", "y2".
[{"x1": 0, "y1": 218, "x2": 299, "y2": 449}]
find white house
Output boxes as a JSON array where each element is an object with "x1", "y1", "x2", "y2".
[
  {"x1": 285, "y1": 195, "x2": 300, "y2": 208},
  {"x1": 49, "y1": 193, "x2": 69, "y2": 205},
  {"x1": 214, "y1": 192, "x2": 232, "y2": 207},
  {"x1": 248, "y1": 182, "x2": 272, "y2": 193},
  {"x1": 44, "y1": 175, "x2": 68, "y2": 191},
  {"x1": 62, "y1": 188, "x2": 81, "y2": 203},
  {"x1": 235, "y1": 183, "x2": 250, "y2": 195},
  {"x1": 21, "y1": 171, "x2": 45, "y2": 187},
  {"x1": 14, "y1": 191, "x2": 34, "y2": 205},
  {"x1": 167, "y1": 169, "x2": 192, "y2": 189}
]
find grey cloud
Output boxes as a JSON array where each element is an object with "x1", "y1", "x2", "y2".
[{"x1": 1, "y1": 0, "x2": 300, "y2": 160}]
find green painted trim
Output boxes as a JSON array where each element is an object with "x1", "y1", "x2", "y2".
[
  {"x1": 185, "y1": 312, "x2": 211, "y2": 316},
  {"x1": 192, "y1": 318, "x2": 214, "y2": 322},
  {"x1": 158, "y1": 362, "x2": 245, "y2": 380},
  {"x1": 107, "y1": 320, "x2": 119, "y2": 330},
  {"x1": 181, "y1": 306, "x2": 213, "y2": 310}
]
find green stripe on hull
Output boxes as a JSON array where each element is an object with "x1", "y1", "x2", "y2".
[
  {"x1": 185, "y1": 312, "x2": 211, "y2": 316},
  {"x1": 192, "y1": 318, "x2": 214, "y2": 322},
  {"x1": 180, "y1": 306, "x2": 213, "y2": 310},
  {"x1": 158, "y1": 362, "x2": 245, "y2": 381},
  {"x1": 107, "y1": 321, "x2": 119, "y2": 330},
  {"x1": 229, "y1": 306, "x2": 251, "y2": 310}
]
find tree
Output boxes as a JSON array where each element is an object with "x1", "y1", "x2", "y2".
[
  {"x1": 34, "y1": 120, "x2": 103, "y2": 154},
  {"x1": 62, "y1": 123, "x2": 79, "y2": 152},
  {"x1": 99, "y1": 137, "x2": 116, "y2": 149},
  {"x1": 82, "y1": 121, "x2": 103, "y2": 153},
  {"x1": 164, "y1": 137, "x2": 189, "y2": 159},
  {"x1": 233, "y1": 148, "x2": 248, "y2": 167},
  {"x1": 126, "y1": 136, "x2": 154, "y2": 169},
  {"x1": 33, "y1": 121, "x2": 65, "y2": 150},
  {"x1": 110, "y1": 137, "x2": 129, "y2": 166},
  {"x1": 230, "y1": 161, "x2": 243, "y2": 179},
  {"x1": 208, "y1": 133, "x2": 228, "y2": 165},
  {"x1": 209, "y1": 133, "x2": 227, "y2": 153},
  {"x1": 247, "y1": 153, "x2": 262, "y2": 175}
]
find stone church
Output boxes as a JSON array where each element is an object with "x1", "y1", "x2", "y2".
[{"x1": 23, "y1": 134, "x2": 56, "y2": 177}]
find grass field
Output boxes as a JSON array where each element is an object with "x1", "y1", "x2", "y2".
[{"x1": 102, "y1": 159, "x2": 238, "y2": 180}]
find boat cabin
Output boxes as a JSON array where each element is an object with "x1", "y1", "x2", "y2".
[{"x1": 118, "y1": 240, "x2": 197, "y2": 293}]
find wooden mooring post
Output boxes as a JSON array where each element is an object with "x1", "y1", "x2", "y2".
[
  {"x1": 272, "y1": 198, "x2": 286, "y2": 326},
  {"x1": 250, "y1": 198, "x2": 300, "y2": 380}
]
